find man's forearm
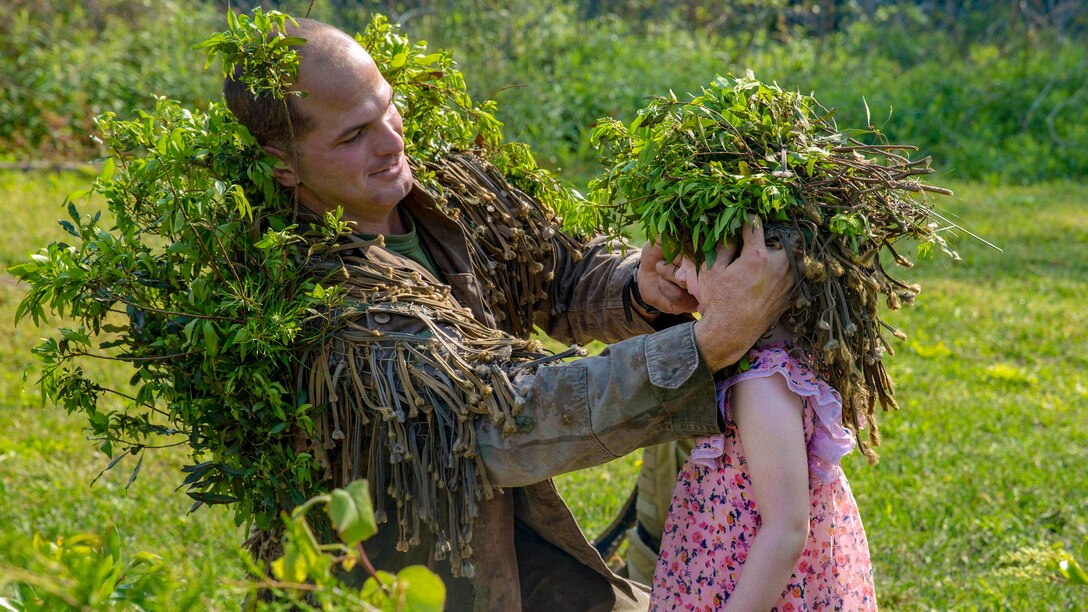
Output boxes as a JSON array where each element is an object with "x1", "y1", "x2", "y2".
[
  {"x1": 536, "y1": 237, "x2": 657, "y2": 346},
  {"x1": 475, "y1": 322, "x2": 720, "y2": 487}
]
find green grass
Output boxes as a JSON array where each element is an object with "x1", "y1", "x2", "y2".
[
  {"x1": 0, "y1": 171, "x2": 246, "y2": 606},
  {"x1": 2, "y1": 171, "x2": 1086, "y2": 608}
]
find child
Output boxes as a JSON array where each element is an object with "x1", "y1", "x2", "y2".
[{"x1": 649, "y1": 253, "x2": 878, "y2": 611}]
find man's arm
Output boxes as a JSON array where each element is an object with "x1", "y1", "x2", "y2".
[
  {"x1": 483, "y1": 221, "x2": 794, "y2": 486},
  {"x1": 534, "y1": 235, "x2": 664, "y2": 346},
  {"x1": 476, "y1": 322, "x2": 719, "y2": 487}
]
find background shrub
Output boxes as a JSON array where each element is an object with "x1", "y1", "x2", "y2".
[{"x1": 3, "y1": 1, "x2": 1085, "y2": 186}]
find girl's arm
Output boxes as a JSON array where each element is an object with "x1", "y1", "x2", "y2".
[{"x1": 724, "y1": 372, "x2": 810, "y2": 611}]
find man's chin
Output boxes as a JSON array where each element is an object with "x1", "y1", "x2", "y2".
[{"x1": 393, "y1": 169, "x2": 414, "y2": 198}]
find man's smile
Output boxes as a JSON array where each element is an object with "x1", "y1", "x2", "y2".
[{"x1": 370, "y1": 156, "x2": 403, "y2": 178}]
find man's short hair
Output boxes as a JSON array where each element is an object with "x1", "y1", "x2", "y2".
[{"x1": 222, "y1": 18, "x2": 350, "y2": 153}]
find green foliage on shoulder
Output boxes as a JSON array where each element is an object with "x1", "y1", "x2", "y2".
[
  {"x1": 356, "y1": 14, "x2": 587, "y2": 230},
  {"x1": 10, "y1": 92, "x2": 336, "y2": 531},
  {"x1": 359, "y1": 14, "x2": 501, "y2": 161}
]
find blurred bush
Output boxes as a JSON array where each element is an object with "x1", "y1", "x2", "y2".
[
  {"x1": 2, "y1": 0, "x2": 1086, "y2": 185},
  {"x1": 0, "y1": 0, "x2": 220, "y2": 160}
]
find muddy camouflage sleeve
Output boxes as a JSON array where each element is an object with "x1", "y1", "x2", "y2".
[
  {"x1": 476, "y1": 322, "x2": 720, "y2": 487},
  {"x1": 534, "y1": 236, "x2": 658, "y2": 345}
]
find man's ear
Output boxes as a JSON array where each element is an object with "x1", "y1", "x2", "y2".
[{"x1": 263, "y1": 145, "x2": 299, "y2": 188}]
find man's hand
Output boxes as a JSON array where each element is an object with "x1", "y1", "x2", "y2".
[
  {"x1": 692, "y1": 219, "x2": 794, "y2": 372},
  {"x1": 635, "y1": 242, "x2": 701, "y2": 317}
]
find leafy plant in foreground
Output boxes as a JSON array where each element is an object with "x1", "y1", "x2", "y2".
[
  {"x1": 250, "y1": 480, "x2": 444, "y2": 611},
  {"x1": 0, "y1": 480, "x2": 442, "y2": 611},
  {"x1": 0, "y1": 528, "x2": 178, "y2": 610}
]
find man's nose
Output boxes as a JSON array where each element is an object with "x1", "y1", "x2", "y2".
[{"x1": 374, "y1": 117, "x2": 404, "y2": 155}]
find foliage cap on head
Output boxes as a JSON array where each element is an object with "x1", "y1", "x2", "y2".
[
  {"x1": 588, "y1": 71, "x2": 957, "y2": 266},
  {"x1": 196, "y1": 9, "x2": 304, "y2": 101},
  {"x1": 586, "y1": 71, "x2": 962, "y2": 460}
]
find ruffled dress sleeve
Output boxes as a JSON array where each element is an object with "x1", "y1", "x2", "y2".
[{"x1": 690, "y1": 344, "x2": 856, "y2": 482}]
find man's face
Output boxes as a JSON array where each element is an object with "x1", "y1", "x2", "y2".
[{"x1": 275, "y1": 37, "x2": 413, "y2": 233}]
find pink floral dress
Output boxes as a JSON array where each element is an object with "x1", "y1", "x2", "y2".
[{"x1": 650, "y1": 345, "x2": 877, "y2": 611}]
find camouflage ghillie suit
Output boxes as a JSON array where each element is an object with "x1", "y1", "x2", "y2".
[{"x1": 289, "y1": 154, "x2": 721, "y2": 610}]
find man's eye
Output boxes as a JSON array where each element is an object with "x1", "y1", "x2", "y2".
[{"x1": 344, "y1": 131, "x2": 361, "y2": 144}]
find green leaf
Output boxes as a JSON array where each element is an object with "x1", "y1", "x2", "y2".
[
  {"x1": 361, "y1": 570, "x2": 397, "y2": 606},
  {"x1": 396, "y1": 565, "x2": 447, "y2": 611},
  {"x1": 93, "y1": 553, "x2": 120, "y2": 601},
  {"x1": 229, "y1": 184, "x2": 252, "y2": 220},
  {"x1": 202, "y1": 320, "x2": 219, "y2": 357},
  {"x1": 100, "y1": 157, "x2": 116, "y2": 183},
  {"x1": 278, "y1": 36, "x2": 308, "y2": 47},
  {"x1": 104, "y1": 526, "x2": 122, "y2": 562},
  {"x1": 126, "y1": 452, "x2": 144, "y2": 490},
  {"x1": 329, "y1": 479, "x2": 377, "y2": 546},
  {"x1": 186, "y1": 491, "x2": 239, "y2": 505},
  {"x1": 59, "y1": 220, "x2": 79, "y2": 237},
  {"x1": 271, "y1": 546, "x2": 308, "y2": 584}
]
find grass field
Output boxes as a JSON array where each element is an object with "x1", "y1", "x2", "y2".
[{"x1": 1, "y1": 170, "x2": 1086, "y2": 608}]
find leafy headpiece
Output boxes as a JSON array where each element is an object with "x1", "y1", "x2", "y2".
[{"x1": 587, "y1": 72, "x2": 961, "y2": 459}]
